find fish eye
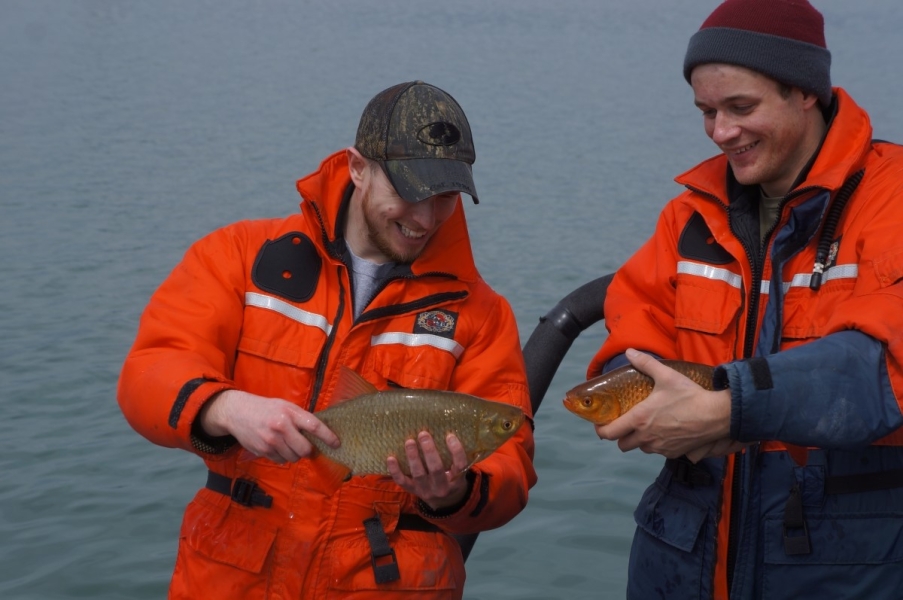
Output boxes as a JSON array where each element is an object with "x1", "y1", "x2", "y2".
[
  {"x1": 581, "y1": 398, "x2": 593, "y2": 407},
  {"x1": 502, "y1": 420, "x2": 513, "y2": 430}
]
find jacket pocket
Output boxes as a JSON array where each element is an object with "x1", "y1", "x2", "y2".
[
  {"x1": 365, "y1": 340, "x2": 458, "y2": 391},
  {"x1": 781, "y1": 277, "x2": 855, "y2": 342},
  {"x1": 322, "y1": 510, "x2": 461, "y2": 597},
  {"x1": 761, "y1": 514, "x2": 903, "y2": 598},
  {"x1": 172, "y1": 493, "x2": 277, "y2": 596},
  {"x1": 234, "y1": 334, "x2": 320, "y2": 403},
  {"x1": 627, "y1": 480, "x2": 710, "y2": 599}
]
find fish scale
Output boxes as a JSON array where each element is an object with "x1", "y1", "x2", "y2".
[{"x1": 305, "y1": 390, "x2": 524, "y2": 476}]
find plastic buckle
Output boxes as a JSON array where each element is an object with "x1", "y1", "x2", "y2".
[
  {"x1": 782, "y1": 483, "x2": 811, "y2": 555},
  {"x1": 363, "y1": 516, "x2": 401, "y2": 584},
  {"x1": 370, "y1": 547, "x2": 400, "y2": 584},
  {"x1": 783, "y1": 520, "x2": 811, "y2": 555},
  {"x1": 230, "y1": 478, "x2": 272, "y2": 508}
]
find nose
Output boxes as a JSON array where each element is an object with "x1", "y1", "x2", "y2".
[
  {"x1": 710, "y1": 112, "x2": 740, "y2": 145},
  {"x1": 407, "y1": 197, "x2": 445, "y2": 230}
]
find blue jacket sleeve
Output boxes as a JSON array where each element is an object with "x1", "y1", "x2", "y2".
[{"x1": 718, "y1": 330, "x2": 903, "y2": 447}]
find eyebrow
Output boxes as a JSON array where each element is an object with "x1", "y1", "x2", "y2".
[{"x1": 695, "y1": 94, "x2": 756, "y2": 108}]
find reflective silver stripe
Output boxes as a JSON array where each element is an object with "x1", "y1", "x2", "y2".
[
  {"x1": 371, "y1": 332, "x2": 464, "y2": 359},
  {"x1": 782, "y1": 264, "x2": 858, "y2": 293},
  {"x1": 676, "y1": 261, "x2": 742, "y2": 289},
  {"x1": 244, "y1": 292, "x2": 332, "y2": 335},
  {"x1": 677, "y1": 261, "x2": 858, "y2": 296}
]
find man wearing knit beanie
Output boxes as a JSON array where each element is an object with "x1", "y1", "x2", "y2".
[{"x1": 586, "y1": 1, "x2": 903, "y2": 599}]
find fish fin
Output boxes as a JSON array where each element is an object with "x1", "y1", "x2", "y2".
[
  {"x1": 308, "y1": 451, "x2": 353, "y2": 494},
  {"x1": 332, "y1": 365, "x2": 378, "y2": 405},
  {"x1": 786, "y1": 444, "x2": 809, "y2": 467}
]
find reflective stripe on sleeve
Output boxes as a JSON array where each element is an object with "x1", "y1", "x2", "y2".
[
  {"x1": 371, "y1": 332, "x2": 465, "y2": 359},
  {"x1": 245, "y1": 292, "x2": 332, "y2": 335}
]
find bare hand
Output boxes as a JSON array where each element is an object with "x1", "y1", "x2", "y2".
[
  {"x1": 387, "y1": 432, "x2": 470, "y2": 511},
  {"x1": 199, "y1": 389, "x2": 339, "y2": 464},
  {"x1": 594, "y1": 349, "x2": 732, "y2": 459}
]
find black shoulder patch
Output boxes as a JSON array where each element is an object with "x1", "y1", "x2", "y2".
[
  {"x1": 678, "y1": 212, "x2": 734, "y2": 265},
  {"x1": 252, "y1": 232, "x2": 321, "y2": 302}
]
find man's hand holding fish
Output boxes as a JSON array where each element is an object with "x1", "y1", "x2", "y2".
[
  {"x1": 593, "y1": 349, "x2": 741, "y2": 463},
  {"x1": 387, "y1": 430, "x2": 472, "y2": 511},
  {"x1": 197, "y1": 389, "x2": 340, "y2": 465}
]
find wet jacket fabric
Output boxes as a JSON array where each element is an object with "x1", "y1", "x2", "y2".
[
  {"x1": 118, "y1": 150, "x2": 537, "y2": 599},
  {"x1": 589, "y1": 88, "x2": 903, "y2": 599}
]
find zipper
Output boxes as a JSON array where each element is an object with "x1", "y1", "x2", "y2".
[
  {"x1": 308, "y1": 268, "x2": 345, "y2": 413},
  {"x1": 722, "y1": 184, "x2": 822, "y2": 595},
  {"x1": 357, "y1": 271, "x2": 464, "y2": 324}
]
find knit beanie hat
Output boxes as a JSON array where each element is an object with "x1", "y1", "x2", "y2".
[{"x1": 683, "y1": 0, "x2": 832, "y2": 107}]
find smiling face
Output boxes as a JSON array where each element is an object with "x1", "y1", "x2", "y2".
[
  {"x1": 346, "y1": 149, "x2": 459, "y2": 264},
  {"x1": 691, "y1": 63, "x2": 825, "y2": 198}
]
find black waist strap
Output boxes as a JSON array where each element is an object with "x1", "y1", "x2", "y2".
[
  {"x1": 205, "y1": 470, "x2": 443, "y2": 534},
  {"x1": 397, "y1": 514, "x2": 443, "y2": 533},
  {"x1": 665, "y1": 456, "x2": 713, "y2": 487},
  {"x1": 206, "y1": 471, "x2": 273, "y2": 508},
  {"x1": 824, "y1": 468, "x2": 903, "y2": 495}
]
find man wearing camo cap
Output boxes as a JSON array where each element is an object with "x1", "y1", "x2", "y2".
[{"x1": 119, "y1": 81, "x2": 536, "y2": 598}]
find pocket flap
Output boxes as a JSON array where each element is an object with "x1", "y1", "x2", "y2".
[
  {"x1": 763, "y1": 515, "x2": 903, "y2": 565},
  {"x1": 182, "y1": 499, "x2": 277, "y2": 574},
  {"x1": 674, "y1": 275, "x2": 741, "y2": 335},
  {"x1": 633, "y1": 482, "x2": 708, "y2": 552},
  {"x1": 874, "y1": 245, "x2": 903, "y2": 288},
  {"x1": 238, "y1": 335, "x2": 320, "y2": 369}
]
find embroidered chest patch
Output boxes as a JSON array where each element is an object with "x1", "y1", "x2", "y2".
[
  {"x1": 825, "y1": 236, "x2": 842, "y2": 270},
  {"x1": 414, "y1": 310, "x2": 457, "y2": 339}
]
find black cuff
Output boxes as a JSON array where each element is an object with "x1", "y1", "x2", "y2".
[
  {"x1": 190, "y1": 419, "x2": 238, "y2": 455},
  {"x1": 713, "y1": 365, "x2": 731, "y2": 391},
  {"x1": 417, "y1": 469, "x2": 477, "y2": 519}
]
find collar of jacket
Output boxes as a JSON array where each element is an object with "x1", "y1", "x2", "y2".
[
  {"x1": 675, "y1": 87, "x2": 872, "y2": 207},
  {"x1": 294, "y1": 150, "x2": 481, "y2": 283}
]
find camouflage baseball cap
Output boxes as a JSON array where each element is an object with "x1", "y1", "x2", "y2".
[{"x1": 355, "y1": 81, "x2": 479, "y2": 204}]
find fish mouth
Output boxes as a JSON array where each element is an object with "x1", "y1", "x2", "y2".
[{"x1": 562, "y1": 396, "x2": 578, "y2": 411}]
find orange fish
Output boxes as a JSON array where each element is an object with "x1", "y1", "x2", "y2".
[
  {"x1": 563, "y1": 360, "x2": 715, "y2": 425},
  {"x1": 563, "y1": 360, "x2": 811, "y2": 466}
]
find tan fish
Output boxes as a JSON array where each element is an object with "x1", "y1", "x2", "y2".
[
  {"x1": 305, "y1": 365, "x2": 525, "y2": 477},
  {"x1": 563, "y1": 360, "x2": 715, "y2": 425}
]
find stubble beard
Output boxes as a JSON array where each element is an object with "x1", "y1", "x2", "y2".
[{"x1": 361, "y1": 187, "x2": 418, "y2": 265}]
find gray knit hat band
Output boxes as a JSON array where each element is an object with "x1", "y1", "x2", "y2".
[{"x1": 684, "y1": 27, "x2": 832, "y2": 107}]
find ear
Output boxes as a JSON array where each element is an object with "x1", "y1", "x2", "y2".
[
  {"x1": 346, "y1": 147, "x2": 368, "y2": 187},
  {"x1": 799, "y1": 89, "x2": 820, "y2": 110}
]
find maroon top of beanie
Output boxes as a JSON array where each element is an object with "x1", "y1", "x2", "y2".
[{"x1": 700, "y1": 0, "x2": 826, "y2": 49}]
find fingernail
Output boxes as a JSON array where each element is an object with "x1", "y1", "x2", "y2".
[{"x1": 625, "y1": 348, "x2": 638, "y2": 358}]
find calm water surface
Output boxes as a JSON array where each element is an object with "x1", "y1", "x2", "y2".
[{"x1": 2, "y1": 1, "x2": 901, "y2": 598}]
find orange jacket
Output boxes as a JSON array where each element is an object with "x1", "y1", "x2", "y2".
[
  {"x1": 118, "y1": 150, "x2": 536, "y2": 599},
  {"x1": 589, "y1": 89, "x2": 903, "y2": 599}
]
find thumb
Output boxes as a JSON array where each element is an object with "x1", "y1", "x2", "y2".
[{"x1": 624, "y1": 348, "x2": 664, "y2": 380}]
